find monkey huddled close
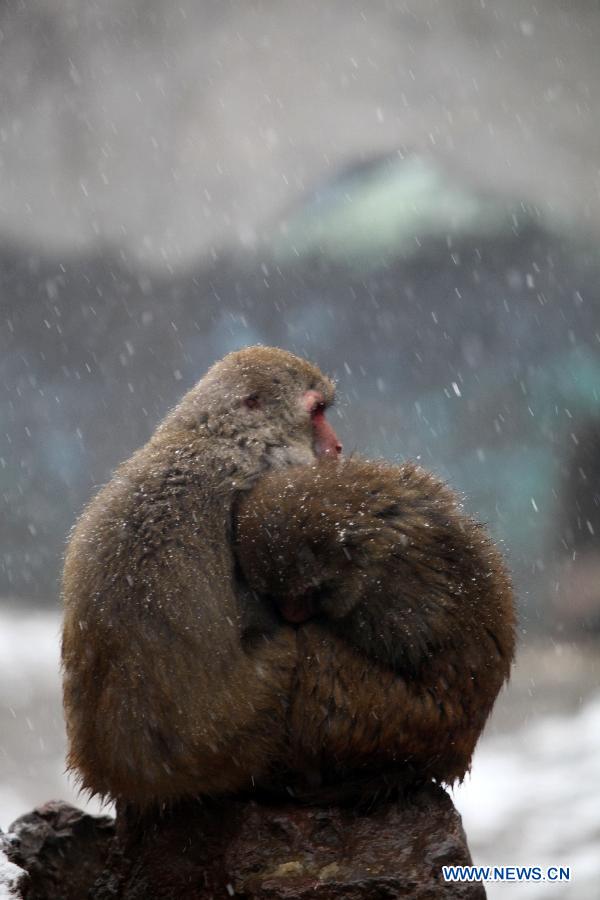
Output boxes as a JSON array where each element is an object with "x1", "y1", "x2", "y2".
[{"x1": 62, "y1": 347, "x2": 515, "y2": 808}]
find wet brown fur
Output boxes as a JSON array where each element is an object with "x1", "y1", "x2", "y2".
[
  {"x1": 235, "y1": 459, "x2": 516, "y2": 789},
  {"x1": 63, "y1": 347, "x2": 514, "y2": 808},
  {"x1": 62, "y1": 347, "x2": 335, "y2": 806}
]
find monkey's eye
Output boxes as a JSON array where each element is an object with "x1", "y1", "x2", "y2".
[
  {"x1": 311, "y1": 401, "x2": 326, "y2": 418},
  {"x1": 244, "y1": 394, "x2": 261, "y2": 410}
]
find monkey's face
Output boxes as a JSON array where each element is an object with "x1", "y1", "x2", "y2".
[
  {"x1": 158, "y1": 347, "x2": 342, "y2": 471},
  {"x1": 241, "y1": 377, "x2": 342, "y2": 470},
  {"x1": 255, "y1": 381, "x2": 341, "y2": 469}
]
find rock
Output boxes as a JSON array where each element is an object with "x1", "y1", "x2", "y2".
[
  {"x1": 2, "y1": 786, "x2": 485, "y2": 899},
  {"x1": 1, "y1": 801, "x2": 115, "y2": 900}
]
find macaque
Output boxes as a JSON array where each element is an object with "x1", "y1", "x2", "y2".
[
  {"x1": 235, "y1": 459, "x2": 515, "y2": 791},
  {"x1": 62, "y1": 346, "x2": 515, "y2": 809},
  {"x1": 62, "y1": 347, "x2": 341, "y2": 806}
]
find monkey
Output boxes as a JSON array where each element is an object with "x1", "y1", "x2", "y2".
[
  {"x1": 234, "y1": 458, "x2": 516, "y2": 793},
  {"x1": 61, "y1": 346, "x2": 343, "y2": 807},
  {"x1": 62, "y1": 345, "x2": 514, "y2": 810}
]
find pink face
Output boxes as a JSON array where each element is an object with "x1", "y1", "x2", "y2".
[{"x1": 302, "y1": 390, "x2": 343, "y2": 459}]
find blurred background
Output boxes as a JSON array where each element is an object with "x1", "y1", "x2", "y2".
[{"x1": 1, "y1": 1, "x2": 599, "y2": 895}]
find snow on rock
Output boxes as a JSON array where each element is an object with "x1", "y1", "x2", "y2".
[{"x1": 0, "y1": 845, "x2": 25, "y2": 900}]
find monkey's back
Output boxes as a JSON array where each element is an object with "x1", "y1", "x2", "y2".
[
  {"x1": 236, "y1": 459, "x2": 516, "y2": 787},
  {"x1": 62, "y1": 437, "x2": 295, "y2": 805}
]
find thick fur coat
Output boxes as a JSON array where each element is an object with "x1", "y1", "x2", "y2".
[
  {"x1": 63, "y1": 347, "x2": 515, "y2": 806},
  {"x1": 236, "y1": 459, "x2": 515, "y2": 788}
]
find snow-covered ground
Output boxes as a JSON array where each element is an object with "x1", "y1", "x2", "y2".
[
  {"x1": 1, "y1": 610, "x2": 598, "y2": 898},
  {"x1": 0, "y1": 610, "x2": 112, "y2": 829},
  {"x1": 454, "y1": 694, "x2": 600, "y2": 898}
]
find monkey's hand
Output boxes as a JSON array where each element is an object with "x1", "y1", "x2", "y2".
[{"x1": 235, "y1": 458, "x2": 514, "y2": 674}]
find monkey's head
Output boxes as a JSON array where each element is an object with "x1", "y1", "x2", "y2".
[{"x1": 156, "y1": 346, "x2": 342, "y2": 468}]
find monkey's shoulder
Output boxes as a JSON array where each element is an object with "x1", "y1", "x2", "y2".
[
  {"x1": 63, "y1": 448, "x2": 231, "y2": 608},
  {"x1": 237, "y1": 458, "x2": 469, "y2": 562}
]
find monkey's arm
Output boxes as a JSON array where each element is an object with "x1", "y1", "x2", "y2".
[
  {"x1": 62, "y1": 478, "x2": 297, "y2": 807},
  {"x1": 235, "y1": 458, "x2": 515, "y2": 675},
  {"x1": 289, "y1": 621, "x2": 503, "y2": 785}
]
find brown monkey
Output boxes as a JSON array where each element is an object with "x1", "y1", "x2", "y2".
[
  {"x1": 235, "y1": 458, "x2": 515, "y2": 791},
  {"x1": 62, "y1": 347, "x2": 342, "y2": 807},
  {"x1": 64, "y1": 346, "x2": 514, "y2": 808}
]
